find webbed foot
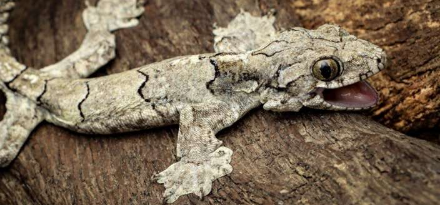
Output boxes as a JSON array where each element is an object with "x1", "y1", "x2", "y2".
[
  {"x1": 154, "y1": 147, "x2": 233, "y2": 203},
  {"x1": 83, "y1": 0, "x2": 145, "y2": 31}
]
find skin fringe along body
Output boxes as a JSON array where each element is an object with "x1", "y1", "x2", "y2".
[{"x1": 0, "y1": 0, "x2": 386, "y2": 203}]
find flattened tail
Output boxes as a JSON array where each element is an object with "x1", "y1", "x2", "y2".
[
  {"x1": 0, "y1": 0, "x2": 27, "y2": 88},
  {"x1": 0, "y1": 0, "x2": 15, "y2": 52},
  {"x1": 0, "y1": 54, "x2": 46, "y2": 167}
]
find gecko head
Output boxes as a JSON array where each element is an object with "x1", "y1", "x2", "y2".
[{"x1": 262, "y1": 24, "x2": 387, "y2": 111}]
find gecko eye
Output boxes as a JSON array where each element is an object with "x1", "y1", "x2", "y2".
[{"x1": 312, "y1": 58, "x2": 341, "y2": 81}]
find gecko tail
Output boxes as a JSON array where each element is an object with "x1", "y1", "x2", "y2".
[
  {"x1": 0, "y1": 83, "x2": 43, "y2": 167},
  {"x1": 0, "y1": 0, "x2": 41, "y2": 167},
  {"x1": 0, "y1": 0, "x2": 28, "y2": 86},
  {"x1": 0, "y1": 0, "x2": 146, "y2": 166}
]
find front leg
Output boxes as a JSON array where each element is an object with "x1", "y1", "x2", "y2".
[
  {"x1": 155, "y1": 102, "x2": 241, "y2": 203},
  {"x1": 41, "y1": 0, "x2": 145, "y2": 79},
  {"x1": 83, "y1": 0, "x2": 145, "y2": 32},
  {"x1": 213, "y1": 10, "x2": 277, "y2": 53}
]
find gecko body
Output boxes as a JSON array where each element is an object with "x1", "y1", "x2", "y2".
[{"x1": 0, "y1": 1, "x2": 386, "y2": 203}]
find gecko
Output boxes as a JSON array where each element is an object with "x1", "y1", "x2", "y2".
[{"x1": 0, "y1": 0, "x2": 387, "y2": 203}]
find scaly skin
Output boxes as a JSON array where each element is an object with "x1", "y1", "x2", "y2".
[{"x1": 0, "y1": 2, "x2": 386, "y2": 203}]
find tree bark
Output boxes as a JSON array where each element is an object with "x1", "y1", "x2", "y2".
[{"x1": 0, "y1": 0, "x2": 439, "y2": 204}]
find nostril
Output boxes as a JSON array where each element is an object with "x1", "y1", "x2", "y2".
[{"x1": 376, "y1": 57, "x2": 386, "y2": 70}]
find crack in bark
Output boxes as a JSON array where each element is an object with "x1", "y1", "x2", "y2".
[{"x1": 78, "y1": 82, "x2": 90, "y2": 122}]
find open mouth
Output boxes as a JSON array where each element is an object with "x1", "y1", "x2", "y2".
[{"x1": 316, "y1": 81, "x2": 379, "y2": 109}]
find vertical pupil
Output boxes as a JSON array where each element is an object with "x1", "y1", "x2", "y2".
[{"x1": 319, "y1": 61, "x2": 332, "y2": 79}]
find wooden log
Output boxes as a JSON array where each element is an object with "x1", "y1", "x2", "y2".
[{"x1": 0, "y1": 0, "x2": 439, "y2": 204}]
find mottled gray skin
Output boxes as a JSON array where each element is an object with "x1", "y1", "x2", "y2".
[
  {"x1": 0, "y1": 0, "x2": 145, "y2": 168},
  {"x1": 0, "y1": 1, "x2": 386, "y2": 203}
]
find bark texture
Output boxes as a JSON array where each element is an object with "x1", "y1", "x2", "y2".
[{"x1": 0, "y1": 0, "x2": 440, "y2": 204}]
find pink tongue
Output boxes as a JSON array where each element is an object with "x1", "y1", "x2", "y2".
[{"x1": 323, "y1": 81, "x2": 378, "y2": 108}]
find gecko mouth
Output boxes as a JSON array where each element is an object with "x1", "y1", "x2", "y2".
[{"x1": 316, "y1": 81, "x2": 378, "y2": 108}]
